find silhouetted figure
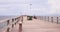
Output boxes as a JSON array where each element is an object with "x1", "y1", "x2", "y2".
[
  {"x1": 34, "y1": 16, "x2": 37, "y2": 19},
  {"x1": 27, "y1": 16, "x2": 32, "y2": 20}
]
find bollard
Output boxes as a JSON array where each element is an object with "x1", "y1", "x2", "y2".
[
  {"x1": 7, "y1": 27, "x2": 10, "y2": 32},
  {"x1": 57, "y1": 17, "x2": 59, "y2": 24},
  {"x1": 19, "y1": 22, "x2": 22, "y2": 32},
  {"x1": 51, "y1": 17, "x2": 53, "y2": 23}
]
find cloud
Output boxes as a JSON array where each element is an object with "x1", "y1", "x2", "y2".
[
  {"x1": 48, "y1": 0, "x2": 60, "y2": 14},
  {"x1": 0, "y1": 0, "x2": 57, "y2": 16}
]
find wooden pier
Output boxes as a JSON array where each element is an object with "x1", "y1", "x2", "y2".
[{"x1": 0, "y1": 16, "x2": 60, "y2": 32}]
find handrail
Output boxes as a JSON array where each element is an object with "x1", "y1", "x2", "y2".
[
  {"x1": 37, "y1": 16, "x2": 60, "y2": 24},
  {"x1": 0, "y1": 16, "x2": 22, "y2": 32}
]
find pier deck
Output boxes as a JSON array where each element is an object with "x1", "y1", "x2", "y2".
[{"x1": 10, "y1": 17, "x2": 60, "y2": 32}]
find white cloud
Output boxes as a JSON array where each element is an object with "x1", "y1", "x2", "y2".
[
  {"x1": 48, "y1": 0, "x2": 60, "y2": 14},
  {"x1": 0, "y1": 0, "x2": 56, "y2": 16}
]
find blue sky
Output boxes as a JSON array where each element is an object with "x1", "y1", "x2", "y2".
[{"x1": 0, "y1": 0, "x2": 60, "y2": 16}]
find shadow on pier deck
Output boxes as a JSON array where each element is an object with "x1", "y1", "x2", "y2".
[{"x1": 0, "y1": 16, "x2": 60, "y2": 32}]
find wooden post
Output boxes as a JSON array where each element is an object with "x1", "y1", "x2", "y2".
[
  {"x1": 15, "y1": 18, "x2": 16, "y2": 21},
  {"x1": 45, "y1": 16, "x2": 46, "y2": 21},
  {"x1": 7, "y1": 27, "x2": 10, "y2": 32},
  {"x1": 48, "y1": 17, "x2": 49, "y2": 21},
  {"x1": 19, "y1": 22, "x2": 22, "y2": 32},
  {"x1": 51, "y1": 17, "x2": 53, "y2": 23},
  {"x1": 39, "y1": 16, "x2": 41, "y2": 20},
  {"x1": 43, "y1": 16, "x2": 44, "y2": 20},
  {"x1": 15, "y1": 22, "x2": 16, "y2": 25},
  {"x1": 41, "y1": 17, "x2": 42, "y2": 20},
  {"x1": 7, "y1": 20, "x2": 9, "y2": 25},
  {"x1": 22, "y1": 16, "x2": 23, "y2": 23},
  {"x1": 12, "y1": 24, "x2": 14, "y2": 28},
  {"x1": 57, "y1": 17, "x2": 59, "y2": 24},
  {"x1": 42, "y1": 16, "x2": 43, "y2": 20},
  {"x1": 12, "y1": 19, "x2": 14, "y2": 22}
]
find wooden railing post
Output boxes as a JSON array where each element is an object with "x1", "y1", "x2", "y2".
[
  {"x1": 12, "y1": 24, "x2": 14, "y2": 28},
  {"x1": 7, "y1": 27, "x2": 10, "y2": 32},
  {"x1": 48, "y1": 16, "x2": 49, "y2": 21},
  {"x1": 45, "y1": 16, "x2": 46, "y2": 21},
  {"x1": 15, "y1": 22, "x2": 16, "y2": 25},
  {"x1": 43, "y1": 16, "x2": 44, "y2": 20},
  {"x1": 22, "y1": 16, "x2": 23, "y2": 23},
  {"x1": 40, "y1": 16, "x2": 41, "y2": 20},
  {"x1": 12, "y1": 19, "x2": 14, "y2": 22},
  {"x1": 19, "y1": 22, "x2": 22, "y2": 32},
  {"x1": 57, "y1": 17, "x2": 59, "y2": 24},
  {"x1": 51, "y1": 17, "x2": 53, "y2": 23},
  {"x1": 7, "y1": 20, "x2": 9, "y2": 25},
  {"x1": 42, "y1": 16, "x2": 43, "y2": 20},
  {"x1": 41, "y1": 16, "x2": 42, "y2": 20}
]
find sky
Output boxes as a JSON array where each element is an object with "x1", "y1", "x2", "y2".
[{"x1": 0, "y1": 0, "x2": 60, "y2": 16}]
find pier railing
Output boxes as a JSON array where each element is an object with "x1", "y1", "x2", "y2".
[
  {"x1": 0, "y1": 16, "x2": 23, "y2": 32},
  {"x1": 37, "y1": 16, "x2": 60, "y2": 24}
]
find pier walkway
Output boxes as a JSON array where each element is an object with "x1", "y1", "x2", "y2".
[{"x1": 10, "y1": 16, "x2": 60, "y2": 32}]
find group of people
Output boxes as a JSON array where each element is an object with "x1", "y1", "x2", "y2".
[{"x1": 27, "y1": 16, "x2": 37, "y2": 20}]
